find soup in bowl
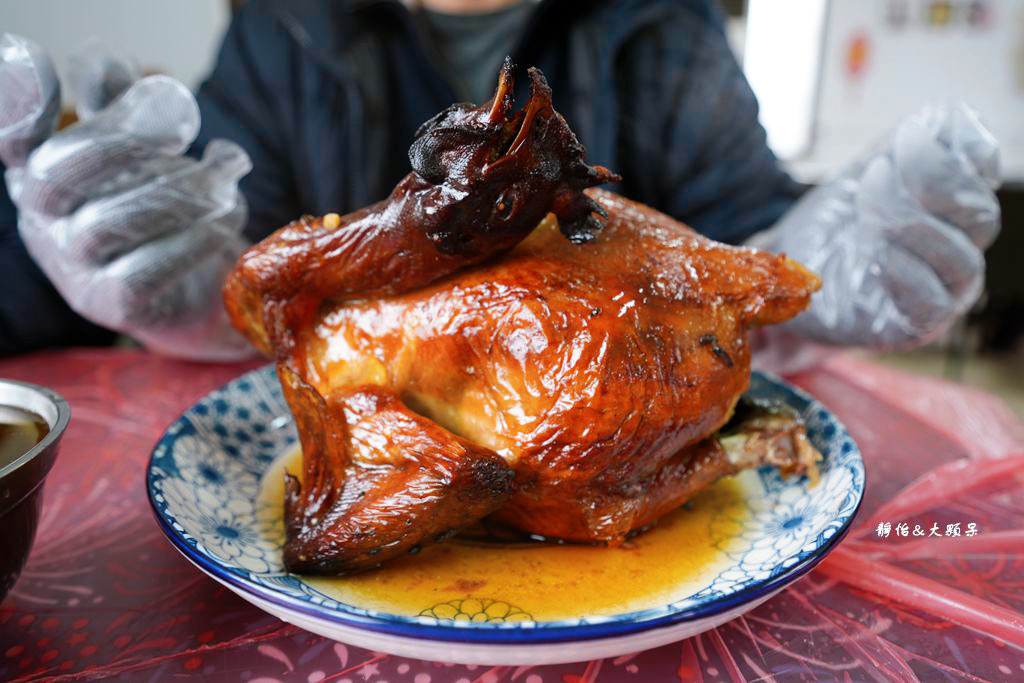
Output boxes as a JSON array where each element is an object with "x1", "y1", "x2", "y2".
[{"x1": 0, "y1": 379, "x2": 70, "y2": 602}]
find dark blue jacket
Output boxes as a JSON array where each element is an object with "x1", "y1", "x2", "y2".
[
  {"x1": 0, "y1": 164, "x2": 116, "y2": 355},
  {"x1": 2, "y1": 0, "x2": 798, "y2": 355}
]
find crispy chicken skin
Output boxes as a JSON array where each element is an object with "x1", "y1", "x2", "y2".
[
  {"x1": 224, "y1": 62, "x2": 821, "y2": 574},
  {"x1": 298, "y1": 193, "x2": 819, "y2": 543}
]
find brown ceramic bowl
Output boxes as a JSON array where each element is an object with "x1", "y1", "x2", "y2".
[{"x1": 0, "y1": 379, "x2": 70, "y2": 603}]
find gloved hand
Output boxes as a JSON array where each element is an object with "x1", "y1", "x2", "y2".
[
  {"x1": 0, "y1": 34, "x2": 255, "y2": 361},
  {"x1": 752, "y1": 103, "x2": 1001, "y2": 350}
]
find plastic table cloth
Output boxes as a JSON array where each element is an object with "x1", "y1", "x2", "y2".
[{"x1": 1, "y1": 348, "x2": 1023, "y2": 682}]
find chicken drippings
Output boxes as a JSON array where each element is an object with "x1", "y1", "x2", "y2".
[{"x1": 260, "y1": 447, "x2": 749, "y2": 620}]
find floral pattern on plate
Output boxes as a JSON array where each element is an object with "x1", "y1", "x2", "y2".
[{"x1": 147, "y1": 366, "x2": 865, "y2": 643}]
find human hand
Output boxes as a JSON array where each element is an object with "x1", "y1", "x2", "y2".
[
  {"x1": 753, "y1": 103, "x2": 1000, "y2": 350},
  {"x1": 0, "y1": 34, "x2": 255, "y2": 360}
]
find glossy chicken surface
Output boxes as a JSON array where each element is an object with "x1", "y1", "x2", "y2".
[{"x1": 224, "y1": 62, "x2": 821, "y2": 575}]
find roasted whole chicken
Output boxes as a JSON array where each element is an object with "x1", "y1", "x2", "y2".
[{"x1": 224, "y1": 61, "x2": 822, "y2": 575}]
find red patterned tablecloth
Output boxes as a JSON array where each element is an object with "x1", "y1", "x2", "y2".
[{"x1": 1, "y1": 348, "x2": 1023, "y2": 682}]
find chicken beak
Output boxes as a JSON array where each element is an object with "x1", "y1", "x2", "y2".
[
  {"x1": 486, "y1": 57, "x2": 515, "y2": 124},
  {"x1": 483, "y1": 68, "x2": 554, "y2": 178}
]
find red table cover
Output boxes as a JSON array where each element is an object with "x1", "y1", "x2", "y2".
[{"x1": 1, "y1": 348, "x2": 1023, "y2": 682}]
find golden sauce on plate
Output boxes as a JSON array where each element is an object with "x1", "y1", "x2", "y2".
[
  {"x1": 260, "y1": 448, "x2": 748, "y2": 621},
  {"x1": 0, "y1": 405, "x2": 49, "y2": 469}
]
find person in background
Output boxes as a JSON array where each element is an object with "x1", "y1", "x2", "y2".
[{"x1": 0, "y1": 0, "x2": 1001, "y2": 360}]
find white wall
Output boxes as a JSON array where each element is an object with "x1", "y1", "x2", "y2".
[
  {"x1": 1, "y1": 0, "x2": 229, "y2": 104},
  {"x1": 744, "y1": 0, "x2": 1024, "y2": 183}
]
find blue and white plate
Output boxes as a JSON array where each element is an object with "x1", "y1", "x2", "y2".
[{"x1": 147, "y1": 366, "x2": 864, "y2": 665}]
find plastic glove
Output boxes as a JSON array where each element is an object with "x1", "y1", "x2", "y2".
[
  {"x1": 752, "y1": 103, "x2": 1001, "y2": 350},
  {"x1": 65, "y1": 38, "x2": 141, "y2": 120},
  {"x1": 0, "y1": 34, "x2": 60, "y2": 169},
  {"x1": 0, "y1": 35, "x2": 255, "y2": 360}
]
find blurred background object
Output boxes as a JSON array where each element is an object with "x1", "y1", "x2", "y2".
[
  {"x1": 1, "y1": 1, "x2": 228, "y2": 100},
  {"x1": 734, "y1": 0, "x2": 1024, "y2": 414},
  {"x1": 743, "y1": 0, "x2": 1024, "y2": 182},
  {"x1": 1, "y1": 0, "x2": 1020, "y2": 414}
]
